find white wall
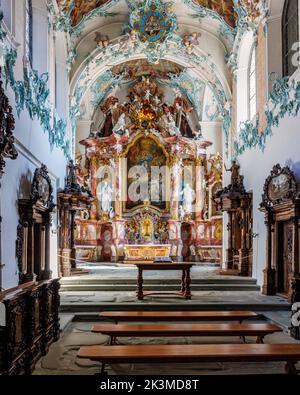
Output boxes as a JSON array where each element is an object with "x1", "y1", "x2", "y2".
[{"x1": 238, "y1": 111, "x2": 300, "y2": 286}]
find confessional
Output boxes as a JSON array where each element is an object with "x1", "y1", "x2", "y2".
[
  {"x1": 214, "y1": 164, "x2": 253, "y2": 276},
  {"x1": 17, "y1": 165, "x2": 55, "y2": 284},
  {"x1": 260, "y1": 164, "x2": 300, "y2": 302}
]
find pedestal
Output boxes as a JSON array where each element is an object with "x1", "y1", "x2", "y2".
[
  {"x1": 59, "y1": 248, "x2": 72, "y2": 277},
  {"x1": 239, "y1": 249, "x2": 250, "y2": 277},
  {"x1": 262, "y1": 268, "x2": 276, "y2": 295}
]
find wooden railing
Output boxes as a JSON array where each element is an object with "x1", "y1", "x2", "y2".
[{"x1": 0, "y1": 278, "x2": 60, "y2": 375}]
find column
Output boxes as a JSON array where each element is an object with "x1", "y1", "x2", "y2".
[
  {"x1": 114, "y1": 156, "x2": 123, "y2": 219},
  {"x1": 42, "y1": 222, "x2": 52, "y2": 280},
  {"x1": 169, "y1": 155, "x2": 181, "y2": 221},
  {"x1": 90, "y1": 156, "x2": 99, "y2": 220},
  {"x1": 262, "y1": 212, "x2": 276, "y2": 295},
  {"x1": 195, "y1": 157, "x2": 205, "y2": 221},
  {"x1": 70, "y1": 210, "x2": 76, "y2": 269},
  {"x1": 226, "y1": 212, "x2": 233, "y2": 270},
  {"x1": 59, "y1": 202, "x2": 72, "y2": 277},
  {"x1": 239, "y1": 203, "x2": 249, "y2": 276},
  {"x1": 23, "y1": 220, "x2": 36, "y2": 283}
]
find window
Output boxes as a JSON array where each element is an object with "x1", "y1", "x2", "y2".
[
  {"x1": 248, "y1": 45, "x2": 257, "y2": 120},
  {"x1": 25, "y1": 0, "x2": 33, "y2": 66},
  {"x1": 0, "y1": 0, "x2": 12, "y2": 32},
  {"x1": 282, "y1": 0, "x2": 299, "y2": 77}
]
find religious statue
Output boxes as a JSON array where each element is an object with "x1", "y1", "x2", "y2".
[
  {"x1": 179, "y1": 204, "x2": 185, "y2": 221},
  {"x1": 182, "y1": 184, "x2": 194, "y2": 214},
  {"x1": 224, "y1": 160, "x2": 241, "y2": 186},
  {"x1": 98, "y1": 177, "x2": 114, "y2": 213},
  {"x1": 112, "y1": 113, "x2": 129, "y2": 138},
  {"x1": 162, "y1": 110, "x2": 181, "y2": 137}
]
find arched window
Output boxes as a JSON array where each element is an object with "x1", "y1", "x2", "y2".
[
  {"x1": 0, "y1": 0, "x2": 13, "y2": 33},
  {"x1": 248, "y1": 45, "x2": 257, "y2": 120},
  {"x1": 282, "y1": 0, "x2": 299, "y2": 77},
  {"x1": 25, "y1": 0, "x2": 33, "y2": 66}
]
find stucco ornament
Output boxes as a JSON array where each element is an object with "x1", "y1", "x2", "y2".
[
  {"x1": 0, "y1": 12, "x2": 69, "y2": 157},
  {"x1": 128, "y1": 0, "x2": 178, "y2": 64}
]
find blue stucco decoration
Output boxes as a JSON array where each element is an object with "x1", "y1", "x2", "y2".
[
  {"x1": 234, "y1": 77, "x2": 300, "y2": 158},
  {"x1": 0, "y1": 12, "x2": 70, "y2": 157}
]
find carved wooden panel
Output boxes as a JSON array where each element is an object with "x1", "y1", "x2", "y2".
[{"x1": 0, "y1": 279, "x2": 60, "y2": 375}]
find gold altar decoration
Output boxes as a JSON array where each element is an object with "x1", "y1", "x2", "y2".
[{"x1": 124, "y1": 244, "x2": 171, "y2": 263}]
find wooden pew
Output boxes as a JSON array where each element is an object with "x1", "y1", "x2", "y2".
[
  {"x1": 92, "y1": 323, "x2": 282, "y2": 345},
  {"x1": 78, "y1": 343, "x2": 300, "y2": 374},
  {"x1": 99, "y1": 311, "x2": 259, "y2": 324}
]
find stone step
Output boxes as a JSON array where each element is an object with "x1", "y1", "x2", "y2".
[
  {"x1": 60, "y1": 283, "x2": 260, "y2": 292},
  {"x1": 60, "y1": 277, "x2": 258, "y2": 286},
  {"x1": 59, "y1": 303, "x2": 290, "y2": 313}
]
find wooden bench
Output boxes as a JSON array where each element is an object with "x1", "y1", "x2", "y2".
[
  {"x1": 99, "y1": 311, "x2": 259, "y2": 324},
  {"x1": 78, "y1": 343, "x2": 300, "y2": 374},
  {"x1": 92, "y1": 323, "x2": 282, "y2": 345}
]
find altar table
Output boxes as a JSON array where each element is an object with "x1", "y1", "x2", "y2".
[
  {"x1": 134, "y1": 263, "x2": 194, "y2": 300},
  {"x1": 124, "y1": 244, "x2": 171, "y2": 263}
]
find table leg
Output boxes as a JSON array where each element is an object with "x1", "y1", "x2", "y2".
[
  {"x1": 137, "y1": 267, "x2": 144, "y2": 300},
  {"x1": 181, "y1": 270, "x2": 186, "y2": 295},
  {"x1": 184, "y1": 268, "x2": 192, "y2": 300}
]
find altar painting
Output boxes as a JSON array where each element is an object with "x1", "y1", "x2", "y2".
[{"x1": 125, "y1": 136, "x2": 168, "y2": 211}]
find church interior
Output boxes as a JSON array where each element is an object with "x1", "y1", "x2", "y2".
[{"x1": 1, "y1": 0, "x2": 300, "y2": 378}]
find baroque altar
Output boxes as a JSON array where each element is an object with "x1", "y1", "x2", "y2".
[{"x1": 74, "y1": 77, "x2": 223, "y2": 264}]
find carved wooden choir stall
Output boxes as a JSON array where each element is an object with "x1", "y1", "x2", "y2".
[
  {"x1": 0, "y1": 279, "x2": 60, "y2": 375},
  {"x1": 214, "y1": 161, "x2": 253, "y2": 276},
  {"x1": 58, "y1": 160, "x2": 93, "y2": 277},
  {"x1": 259, "y1": 164, "x2": 300, "y2": 303},
  {"x1": 17, "y1": 164, "x2": 55, "y2": 283}
]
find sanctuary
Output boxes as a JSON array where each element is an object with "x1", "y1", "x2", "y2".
[
  {"x1": 70, "y1": 77, "x2": 223, "y2": 267},
  {"x1": 1, "y1": 0, "x2": 300, "y2": 378}
]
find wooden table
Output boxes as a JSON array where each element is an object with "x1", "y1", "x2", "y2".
[{"x1": 134, "y1": 263, "x2": 194, "y2": 300}]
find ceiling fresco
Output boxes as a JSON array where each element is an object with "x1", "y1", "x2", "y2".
[
  {"x1": 192, "y1": 0, "x2": 237, "y2": 28},
  {"x1": 57, "y1": 0, "x2": 237, "y2": 29},
  {"x1": 57, "y1": 0, "x2": 112, "y2": 26},
  {"x1": 111, "y1": 60, "x2": 183, "y2": 79}
]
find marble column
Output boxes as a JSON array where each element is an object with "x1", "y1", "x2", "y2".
[
  {"x1": 195, "y1": 157, "x2": 205, "y2": 222},
  {"x1": 90, "y1": 156, "x2": 99, "y2": 220},
  {"x1": 169, "y1": 156, "x2": 181, "y2": 221}
]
